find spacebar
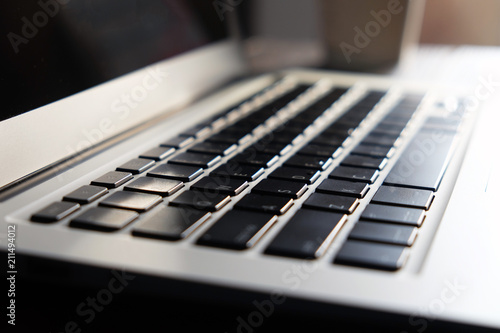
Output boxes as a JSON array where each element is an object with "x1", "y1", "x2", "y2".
[{"x1": 384, "y1": 129, "x2": 457, "y2": 191}]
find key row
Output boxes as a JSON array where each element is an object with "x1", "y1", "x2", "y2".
[
  {"x1": 334, "y1": 94, "x2": 431, "y2": 271},
  {"x1": 30, "y1": 84, "x2": 312, "y2": 224}
]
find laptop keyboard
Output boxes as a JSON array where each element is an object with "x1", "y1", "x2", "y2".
[{"x1": 30, "y1": 81, "x2": 465, "y2": 272}]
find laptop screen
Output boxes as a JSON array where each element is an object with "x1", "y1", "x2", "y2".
[{"x1": 1, "y1": 0, "x2": 227, "y2": 122}]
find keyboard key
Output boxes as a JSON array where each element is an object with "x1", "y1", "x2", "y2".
[
  {"x1": 284, "y1": 155, "x2": 332, "y2": 170},
  {"x1": 139, "y1": 147, "x2": 175, "y2": 161},
  {"x1": 31, "y1": 201, "x2": 80, "y2": 223},
  {"x1": 371, "y1": 186, "x2": 434, "y2": 210},
  {"x1": 116, "y1": 158, "x2": 155, "y2": 174},
  {"x1": 329, "y1": 166, "x2": 378, "y2": 183},
  {"x1": 265, "y1": 209, "x2": 347, "y2": 259},
  {"x1": 210, "y1": 163, "x2": 264, "y2": 181},
  {"x1": 312, "y1": 133, "x2": 348, "y2": 147},
  {"x1": 361, "y1": 133, "x2": 398, "y2": 147},
  {"x1": 252, "y1": 179, "x2": 308, "y2": 199},
  {"x1": 91, "y1": 171, "x2": 133, "y2": 188},
  {"x1": 334, "y1": 240, "x2": 409, "y2": 271},
  {"x1": 251, "y1": 141, "x2": 291, "y2": 155},
  {"x1": 370, "y1": 123, "x2": 405, "y2": 136},
  {"x1": 148, "y1": 164, "x2": 203, "y2": 182},
  {"x1": 124, "y1": 177, "x2": 183, "y2": 197},
  {"x1": 361, "y1": 204, "x2": 425, "y2": 226},
  {"x1": 269, "y1": 167, "x2": 321, "y2": 184},
  {"x1": 303, "y1": 193, "x2": 359, "y2": 214},
  {"x1": 268, "y1": 130, "x2": 303, "y2": 144},
  {"x1": 99, "y1": 191, "x2": 162, "y2": 212},
  {"x1": 316, "y1": 179, "x2": 369, "y2": 198},
  {"x1": 297, "y1": 144, "x2": 342, "y2": 158},
  {"x1": 384, "y1": 130, "x2": 457, "y2": 191},
  {"x1": 160, "y1": 136, "x2": 195, "y2": 148},
  {"x1": 190, "y1": 177, "x2": 248, "y2": 196},
  {"x1": 132, "y1": 206, "x2": 210, "y2": 241},
  {"x1": 170, "y1": 190, "x2": 230, "y2": 211},
  {"x1": 351, "y1": 144, "x2": 394, "y2": 158},
  {"x1": 70, "y1": 207, "x2": 138, "y2": 232},
  {"x1": 231, "y1": 150, "x2": 279, "y2": 168},
  {"x1": 341, "y1": 155, "x2": 387, "y2": 170},
  {"x1": 63, "y1": 185, "x2": 108, "y2": 204},
  {"x1": 207, "y1": 129, "x2": 252, "y2": 145},
  {"x1": 348, "y1": 221, "x2": 418, "y2": 246},
  {"x1": 235, "y1": 194, "x2": 293, "y2": 215},
  {"x1": 188, "y1": 142, "x2": 237, "y2": 156},
  {"x1": 179, "y1": 124, "x2": 211, "y2": 138},
  {"x1": 197, "y1": 210, "x2": 277, "y2": 250},
  {"x1": 168, "y1": 152, "x2": 221, "y2": 169}
]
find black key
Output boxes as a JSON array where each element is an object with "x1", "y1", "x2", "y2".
[
  {"x1": 303, "y1": 193, "x2": 359, "y2": 214},
  {"x1": 361, "y1": 133, "x2": 398, "y2": 147},
  {"x1": 170, "y1": 190, "x2": 230, "y2": 211},
  {"x1": 265, "y1": 209, "x2": 347, "y2": 259},
  {"x1": 124, "y1": 177, "x2": 184, "y2": 197},
  {"x1": 139, "y1": 147, "x2": 175, "y2": 161},
  {"x1": 251, "y1": 141, "x2": 291, "y2": 155},
  {"x1": 348, "y1": 221, "x2": 418, "y2": 246},
  {"x1": 297, "y1": 144, "x2": 342, "y2": 158},
  {"x1": 312, "y1": 134, "x2": 348, "y2": 147},
  {"x1": 316, "y1": 179, "x2": 369, "y2": 198},
  {"x1": 329, "y1": 166, "x2": 378, "y2": 184},
  {"x1": 197, "y1": 210, "x2": 277, "y2": 250},
  {"x1": 384, "y1": 130, "x2": 457, "y2": 191},
  {"x1": 235, "y1": 194, "x2": 293, "y2": 215},
  {"x1": 207, "y1": 129, "x2": 252, "y2": 145},
  {"x1": 99, "y1": 191, "x2": 162, "y2": 212},
  {"x1": 284, "y1": 155, "x2": 332, "y2": 170},
  {"x1": 148, "y1": 164, "x2": 203, "y2": 182},
  {"x1": 116, "y1": 158, "x2": 155, "y2": 174},
  {"x1": 132, "y1": 206, "x2": 211, "y2": 241},
  {"x1": 269, "y1": 167, "x2": 321, "y2": 184},
  {"x1": 168, "y1": 152, "x2": 221, "y2": 169},
  {"x1": 360, "y1": 204, "x2": 425, "y2": 227},
  {"x1": 63, "y1": 185, "x2": 108, "y2": 204},
  {"x1": 31, "y1": 201, "x2": 80, "y2": 223},
  {"x1": 229, "y1": 119, "x2": 260, "y2": 131},
  {"x1": 341, "y1": 155, "x2": 387, "y2": 170},
  {"x1": 91, "y1": 171, "x2": 133, "y2": 188},
  {"x1": 70, "y1": 207, "x2": 138, "y2": 232},
  {"x1": 351, "y1": 144, "x2": 394, "y2": 158},
  {"x1": 190, "y1": 177, "x2": 248, "y2": 196},
  {"x1": 268, "y1": 130, "x2": 303, "y2": 144},
  {"x1": 188, "y1": 142, "x2": 237, "y2": 156},
  {"x1": 179, "y1": 124, "x2": 211, "y2": 138},
  {"x1": 324, "y1": 123, "x2": 356, "y2": 136},
  {"x1": 372, "y1": 186, "x2": 434, "y2": 210},
  {"x1": 160, "y1": 136, "x2": 195, "y2": 148},
  {"x1": 210, "y1": 163, "x2": 264, "y2": 181},
  {"x1": 334, "y1": 240, "x2": 409, "y2": 271},
  {"x1": 231, "y1": 150, "x2": 279, "y2": 168},
  {"x1": 252, "y1": 179, "x2": 308, "y2": 199},
  {"x1": 370, "y1": 123, "x2": 405, "y2": 136},
  {"x1": 262, "y1": 85, "x2": 310, "y2": 111}
]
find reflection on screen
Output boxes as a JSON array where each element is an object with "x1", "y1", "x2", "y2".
[{"x1": 0, "y1": 0, "x2": 226, "y2": 121}]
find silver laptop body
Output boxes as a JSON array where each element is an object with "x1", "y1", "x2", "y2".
[{"x1": 1, "y1": 1, "x2": 500, "y2": 331}]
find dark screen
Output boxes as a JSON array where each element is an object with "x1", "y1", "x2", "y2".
[{"x1": 0, "y1": 0, "x2": 227, "y2": 121}]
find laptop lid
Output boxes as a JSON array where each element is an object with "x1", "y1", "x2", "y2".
[{"x1": 0, "y1": 0, "x2": 247, "y2": 191}]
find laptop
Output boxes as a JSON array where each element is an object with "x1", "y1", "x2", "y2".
[{"x1": 2, "y1": 1, "x2": 500, "y2": 332}]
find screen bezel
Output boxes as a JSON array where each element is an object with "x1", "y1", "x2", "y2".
[{"x1": 0, "y1": 39, "x2": 247, "y2": 190}]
